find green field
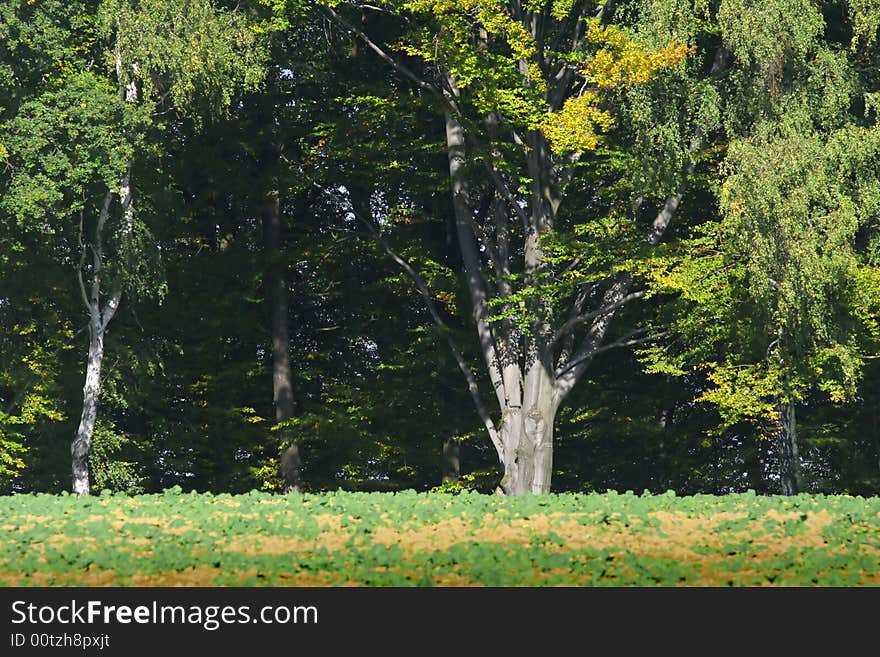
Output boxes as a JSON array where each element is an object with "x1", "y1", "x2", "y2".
[{"x1": 1, "y1": 490, "x2": 877, "y2": 586}]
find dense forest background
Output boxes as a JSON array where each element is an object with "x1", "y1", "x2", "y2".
[{"x1": 2, "y1": 0, "x2": 879, "y2": 497}]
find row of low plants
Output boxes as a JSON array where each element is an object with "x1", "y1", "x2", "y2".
[{"x1": 0, "y1": 490, "x2": 877, "y2": 586}]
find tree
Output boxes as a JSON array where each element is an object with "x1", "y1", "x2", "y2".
[
  {"x1": 277, "y1": 0, "x2": 699, "y2": 494},
  {"x1": 641, "y1": 0, "x2": 880, "y2": 494},
  {"x1": 1, "y1": 0, "x2": 264, "y2": 494},
  {"x1": 2, "y1": 0, "x2": 878, "y2": 497}
]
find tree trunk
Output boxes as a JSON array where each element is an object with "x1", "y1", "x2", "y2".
[
  {"x1": 656, "y1": 404, "x2": 672, "y2": 492},
  {"x1": 776, "y1": 400, "x2": 800, "y2": 495},
  {"x1": 498, "y1": 362, "x2": 557, "y2": 495},
  {"x1": 71, "y1": 326, "x2": 105, "y2": 496},
  {"x1": 70, "y1": 39, "x2": 138, "y2": 495},
  {"x1": 71, "y1": 187, "x2": 124, "y2": 495},
  {"x1": 264, "y1": 188, "x2": 302, "y2": 493},
  {"x1": 442, "y1": 438, "x2": 460, "y2": 484}
]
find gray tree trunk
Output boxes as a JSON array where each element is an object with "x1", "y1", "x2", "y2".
[
  {"x1": 776, "y1": 400, "x2": 800, "y2": 495},
  {"x1": 497, "y1": 362, "x2": 558, "y2": 494},
  {"x1": 264, "y1": 188, "x2": 302, "y2": 493},
  {"x1": 441, "y1": 92, "x2": 679, "y2": 495}
]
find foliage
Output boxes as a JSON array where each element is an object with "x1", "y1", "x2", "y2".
[
  {"x1": 640, "y1": 1, "x2": 880, "y2": 433},
  {"x1": 99, "y1": 0, "x2": 266, "y2": 120},
  {"x1": 1, "y1": 1, "x2": 879, "y2": 497}
]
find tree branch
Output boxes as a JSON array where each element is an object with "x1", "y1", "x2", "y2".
[
  {"x1": 101, "y1": 285, "x2": 123, "y2": 331},
  {"x1": 84, "y1": 190, "x2": 114, "y2": 318},
  {"x1": 76, "y1": 211, "x2": 91, "y2": 313},
  {"x1": 549, "y1": 289, "x2": 646, "y2": 347},
  {"x1": 590, "y1": 329, "x2": 669, "y2": 356},
  {"x1": 445, "y1": 103, "x2": 508, "y2": 409},
  {"x1": 469, "y1": 202, "x2": 502, "y2": 273},
  {"x1": 323, "y1": 4, "x2": 443, "y2": 102},
  {"x1": 556, "y1": 282, "x2": 592, "y2": 370},
  {"x1": 554, "y1": 272, "x2": 632, "y2": 399},
  {"x1": 483, "y1": 160, "x2": 530, "y2": 231},
  {"x1": 556, "y1": 328, "x2": 667, "y2": 377},
  {"x1": 311, "y1": 181, "x2": 504, "y2": 462},
  {"x1": 647, "y1": 159, "x2": 696, "y2": 246}
]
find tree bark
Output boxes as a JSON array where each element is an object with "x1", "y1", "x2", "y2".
[
  {"x1": 264, "y1": 188, "x2": 302, "y2": 493},
  {"x1": 442, "y1": 438, "x2": 460, "y2": 484},
  {"x1": 776, "y1": 400, "x2": 800, "y2": 495},
  {"x1": 71, "y1": 327, "x2": 105, "y2": 496}
]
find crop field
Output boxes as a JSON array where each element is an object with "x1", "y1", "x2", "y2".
[{"x1": 0, "y1": 490, "x2": 878, "y2": 586}]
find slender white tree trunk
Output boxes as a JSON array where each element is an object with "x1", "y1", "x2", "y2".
[
  {"x1": 71, "y1": 327, "x2": 105, "y2": 496},
  {"x1": 70, "y1": 40, "x2": 137, "y2": 495}
]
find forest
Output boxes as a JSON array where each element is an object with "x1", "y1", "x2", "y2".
[{"x1": 2, "y1": 0, "x2": 879, "y2": 499}]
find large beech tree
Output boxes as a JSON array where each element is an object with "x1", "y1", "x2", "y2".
[{"x1": 303, "y1": 0, "x2": 698, "y2": 494}]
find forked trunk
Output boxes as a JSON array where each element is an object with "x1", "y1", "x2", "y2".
[
  {"x1": 71, "y1": 41, "x2": 138, "y2": 495},
  {"x1": 72, "y1": 328, "x2": 105, "y2": 496},
  {"x1": 498, "y1": 363, "x2": 557, "y2": 495}
]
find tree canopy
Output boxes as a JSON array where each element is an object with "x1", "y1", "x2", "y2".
[{"x1": 1, "y1": 0, "x2": 878, "y2": 496}]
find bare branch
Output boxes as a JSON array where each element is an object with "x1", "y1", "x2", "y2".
[
  {"x1": 549, "y1": 289, "x2": 646, "y2": 347},
  {"x1": 323, "y1": 5, "x2": 443, "y2": 102},
  {"x1": 590, "y1": 329, "x2": 669, "y2": 356},
  {"x1": 554, "y1": 272, "x2": 632, "y2": 398},
  {"x1": 101, "y1": 285, "x2": 123, "y2": 331},
  {"x1": 556, "y1": 328, "x2": 668, "y2": 377},
  {"x1": 361, "y1": 4, "x2": 397, "y2": 15},
  {"x1": 595, "y1": 0, "x2": 614, "y2": 20},
  {"x1": 556, "y1": 282, "x2": 592, "y2": 369},
  {"x1": 483, "y1": 161, "x2": 530, "y2": 231},
  {"x1": 557, "y1": 256, "x2": 582, "y2": 281}
]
